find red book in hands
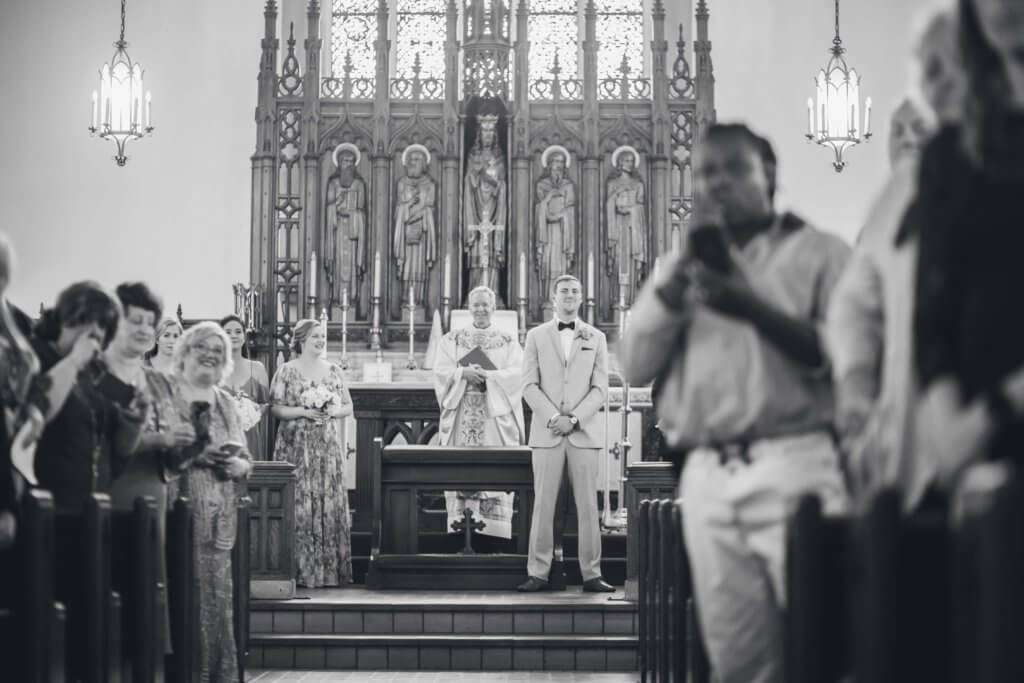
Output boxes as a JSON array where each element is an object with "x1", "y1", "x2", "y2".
[{"x1": 458, "y1": 346, "x2": 497, "y2": 371}]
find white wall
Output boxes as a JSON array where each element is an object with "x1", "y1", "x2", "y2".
[
  {"x1": 0, "y1": 0, "x2": 935, "y2": 316},
  {"x1": 709, "y1": 0, "x2": 937, "y2": 243},
  {"x1": 0, "y1": 0, "x2": 260, "y2": 317}
]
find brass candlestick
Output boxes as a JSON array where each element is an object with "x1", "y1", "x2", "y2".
[
  {"x1": 405, "y1": 296, "x2": 418, "y2": 370},
  {"x1": 339, "y1": 289, "x2": 350, "y2": 370},
  {"x1": 369, "y1": 294, "x2": 383, "y2": 360}
]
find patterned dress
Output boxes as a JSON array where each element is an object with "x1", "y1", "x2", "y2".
[
  {"x1": 270, "y1": 363, "x2": 353, "y2": 587},
  {"x1": 166, "y1": 386, "x2": 248, "y2": 683}
]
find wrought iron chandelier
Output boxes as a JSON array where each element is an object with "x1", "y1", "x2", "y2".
[
  {"x1": 89, "y1": 0, "x2": 153, "y2": 166},
  {"x1": 805, "y1": 0, "x2": 871, "y2": 172}
]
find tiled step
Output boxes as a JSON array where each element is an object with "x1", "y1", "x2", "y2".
[
  {"x1": 246, "y1": 633, "x2": 639, "y2": 671},
  {"x1": 249, "y1": 588, "x2": 638, "y2": 672}
]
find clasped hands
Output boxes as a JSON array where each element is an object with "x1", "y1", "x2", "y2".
[
  {"x1": 548, "y1": 414, "x2": 577, "y2": 436},
  {"x1": 462, "y1": 364, "x2": 488, "y2": 386},
  {"x1": 302, "y1": 405, "x2": 342, "y2": 422},
  {"x1": 197, "y1": 442, "x2": 251, "y2": 481}
]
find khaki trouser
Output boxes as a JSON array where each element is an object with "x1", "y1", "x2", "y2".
[
  {"x1": 527, "y1": 442, "x2": 603, "y2": 582},
  {"x1": 679, "y1": 431, "x2": 847, "y2": 683}
]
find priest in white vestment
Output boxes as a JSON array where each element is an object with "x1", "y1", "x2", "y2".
[{"x1": 433, "y1": 286, "x2": 525, "y2": 538}]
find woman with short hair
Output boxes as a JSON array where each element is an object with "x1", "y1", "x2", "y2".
[
  {"x1": 32, "y1": 281, "x2": 143, "y2": 511},
  {"x1": 270, "y1": 319, "x2": 353, "y2": 587},
  {"x1": 169, "y1": 321, "x2": 251, "y2": 682}
]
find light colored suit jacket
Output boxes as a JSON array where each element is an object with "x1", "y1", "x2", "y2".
[{"x1": 522, "y1": 319, "x2": 608, "y2": 448}]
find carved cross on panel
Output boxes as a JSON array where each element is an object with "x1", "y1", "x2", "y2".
[{"x1": 450, "y1": 507, "x2": 486, "y2": 554}]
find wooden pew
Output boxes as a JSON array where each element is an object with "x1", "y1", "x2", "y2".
[
  {"x1": 963, "y1": 463, "x2": 1024, "y2": 683},
  {"x1": 232, "y1": 488, "x2": 252, "y2": 682},
  {"x1": 851, "y1": 487, "x2": 953, "y2": 683},
  {"x1": 1, "y1": 489, "x2": 66, "y2": 683},
  {"x1": 166, "y1": 497, "x2": 197, "y2": 683},
  {"x1": 111, "y1": 496, "x2": 161, "y2": 683},
  {"x1": 53, "y1": 493, "x2": 117, "y2": 683},
  {"x1": 784, "y1": 493, "x2": 851, "y2": 683}
]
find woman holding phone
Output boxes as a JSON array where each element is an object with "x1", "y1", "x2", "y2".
[{"x1": 169, "y1": 321, "x2": 250, "y2": 682}]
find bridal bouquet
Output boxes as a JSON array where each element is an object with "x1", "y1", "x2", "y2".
[
  {"x1": 299, "y1": 385, "x2": 337, "y2": 413},
  {"x1": 233, "y1": 393, "x2": 264, "y2": 432}
]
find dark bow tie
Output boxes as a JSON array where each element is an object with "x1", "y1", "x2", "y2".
[{"x1": 557, "y1": 321, "x2": 575, "y2": 332}]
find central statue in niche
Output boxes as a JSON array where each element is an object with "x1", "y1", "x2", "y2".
[
  {"x1": 393, "y1": 144, "x2": 438, "y2": 308},
  {"x1": 463, "y1": 112, "x2": 507, "y2": 305}
]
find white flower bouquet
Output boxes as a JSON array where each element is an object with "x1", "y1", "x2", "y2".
[
  {"x1": 234, "y1": 393, "x2": 264, "y2": 432},
  {"x1": 299, "y1": 385, "x2": 337, "y2": 413}
]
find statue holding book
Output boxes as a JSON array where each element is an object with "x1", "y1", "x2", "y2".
[{"x1": 432, "y1": 286, "x2": 524, "y2": 538}]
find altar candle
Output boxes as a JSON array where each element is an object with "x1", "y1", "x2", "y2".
[
  {"x1": 587, "y1": 252, "x2": 595, "y2": 299},
  {"x1": 518, "y1": 253, "x2": 526, "y2": 300},
  {"x1": 409, "y1": 284, "x2": 415, "y2": 310},
  {"x1": 373, "y1": 251, "x2": 381, "y2": 297},
  {"x1": 443, "y1": 254, "x2": 451, "y2": 299},
  {"x1": 806, "y1": 98, "x2": 814, "y2": 137},
  {"x1": 91, "y1": 91, "x2": 98, "y2": 129},
  {"x1": 309, "y1": 250, "x2": 317, "y2": 298}
]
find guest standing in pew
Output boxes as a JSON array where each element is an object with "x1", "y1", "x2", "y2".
[
  {"x1": 32, "y1": 281, "x2": 149, "y2": 512},
  {"x1": 106, "y1": 282, "x2": 194, "y2": 654},
  {"x1": 433, "y1": 285, "x2": 525, "y2": 541},
  {"x1": 910, "y1": 0, "x2": 1024, "y2": 486},
  {"x1": 220, "y1": 314, "x2": 270, "y2": 460},
  {"x1": 147, "y1": 317, "x2": 182, "y2": 375},
  {"x1": 170, "y1": 321, "x2": 251, "y2": 682},
  {"x1": 518, "y1": 274, "x2": 613, "y2": 593},
  {"x1": 270, "y1": 319, "x2": 353, "y2": 587},
  {"x1": 620, "y1": 124, "x2": 850, "y2": 683},
  {"x1": 0, "y1": 232, "x2": 46, "y2": 551},
  {"x1": 826, "y1": 7, "x2": 965, "y2": 509}
]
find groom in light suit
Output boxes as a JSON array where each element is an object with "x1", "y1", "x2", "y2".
[{"x1": 518, "y1": 274, "x2": 614, "y2": 592}]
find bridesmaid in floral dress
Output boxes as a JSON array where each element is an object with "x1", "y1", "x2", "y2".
[
  {"x1": 220, "y1": 315, "x2": 269, "y2": 460},
  {"x1": 270, "y1": 319, "x2": 353, "y2": 587}
]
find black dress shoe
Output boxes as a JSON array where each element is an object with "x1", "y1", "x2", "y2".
[
  {"x1": 516, "y1": 576, "x2": 550, "y2": 592},
  {"x1": 582, "y1": 577, "x2": 616, "y2": 593}
]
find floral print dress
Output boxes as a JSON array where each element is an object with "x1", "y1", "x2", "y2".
[
  {"x1": 166, "y1": 385, "x2": 248, "y2": 683},
  {"x1": 270, "y1": 363, "x2": 353, "y2": 587}
]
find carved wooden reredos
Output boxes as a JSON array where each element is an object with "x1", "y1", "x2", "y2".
[{"x1": 250, "y1": 0, "x2": 715, "y2": 365}]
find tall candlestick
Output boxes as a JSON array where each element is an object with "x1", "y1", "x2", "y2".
[
  {"x1": 309, "y1": 250, "x2": 317, "y2": 299},
  {"x1": 587, "y1": 252, "x2": 595, "y2": 299},
  {"x1": 373, "y1": 251, "x2": 381, "y2": 297},
  {"x1": 518, "y1": 253, "x2": 526, "y2": 299},
  {"x1": 443, "y1": 254, "x2": 451, "y2": 299}
]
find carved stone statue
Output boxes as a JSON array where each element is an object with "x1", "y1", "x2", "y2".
[
  {"x1": 324, "y1": 142, "x2": 367, "y2": 308},
  {"x1": 463, "y1": 113, "x2": 507, "y2": 303},
  {"x1": 605, "y1": 145, "x2": 647, "y2": 305},
  {"x1": 534, "y1": 145, "x2": 577, "y2": 302},
  {"x1": 394, "y1": 144, "x2": 438, "y2": 307}
]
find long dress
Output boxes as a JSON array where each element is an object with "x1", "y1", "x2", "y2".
[
  {"x1": 224, "y1": 359, "x2": 270, "y2": 460},
  {"x1": 270, "y1": 363, "x2": 353, "y2": 587},
  {"x1": 167, "y1": 386, "x2": 247, "y2": 683},
  {"x1": 108, "y1": 367, "x2": 177, "y2": 654}
]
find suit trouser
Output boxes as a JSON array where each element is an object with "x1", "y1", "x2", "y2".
[
  {"x1": 527, "y1": 441, "x2": 602, "y2": 581},
  {"x1": 679, "y1": 431, "x2": 847, "y2": 683}
]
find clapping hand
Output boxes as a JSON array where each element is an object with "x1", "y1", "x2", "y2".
[{"x1": 687, "y1": 260, "x2": 757, "y2": 319}]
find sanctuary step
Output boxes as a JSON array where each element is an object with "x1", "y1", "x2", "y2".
[
  {"x1": 248, "y1": 588, "x2": 638, "y2": 673},
  {"x1": 348, "y1": 531, "x2": 628, "y2": 585}
]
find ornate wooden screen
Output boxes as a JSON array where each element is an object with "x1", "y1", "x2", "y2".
[{"x1": 250, "y1": 0, "x2": 714, "y2": 370}]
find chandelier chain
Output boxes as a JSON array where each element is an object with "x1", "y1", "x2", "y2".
[
  {"x1": 119, "y1": 0, "x2": 127, "y2": 44},
  {"x1": 832, "y1": 0, "x2": 842, "y2": 49}
]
